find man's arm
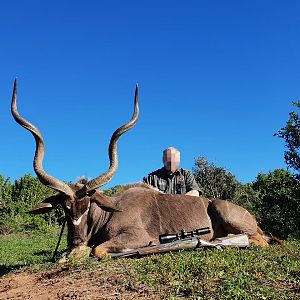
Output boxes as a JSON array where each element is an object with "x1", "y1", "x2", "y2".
[
  {"x1": 184, "y1": 170, "x2": 202, "y2": 196},
  {"x1": 143, "y1": 173, "x2": 164, "y2": 193},
  {"x1": 185, "y1": 189, "x2": 199, "y2": 196}
]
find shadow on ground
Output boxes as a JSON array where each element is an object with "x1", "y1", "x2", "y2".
[
  {"x1": 0, "y1": 264, "x2": 24, "y2": 276},
  {"x1": 0, "y1": 250, "x2": 56, "y2": 277}
]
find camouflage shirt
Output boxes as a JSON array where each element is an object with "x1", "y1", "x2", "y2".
[{"x1": 143, "y1": 167, "x2": 202, "y2": 195}]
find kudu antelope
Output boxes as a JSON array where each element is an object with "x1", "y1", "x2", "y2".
[{"x1": 11, "y1": 80, "x2": 270, "y2": 260}]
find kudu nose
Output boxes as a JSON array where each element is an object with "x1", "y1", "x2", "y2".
[{"x1": 72, "y1": 238, "x2": 86, "y2": 247}]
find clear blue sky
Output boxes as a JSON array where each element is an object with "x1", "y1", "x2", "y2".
[{"x1": 0, "y1": 1, "x2": 299, "y2": 188}]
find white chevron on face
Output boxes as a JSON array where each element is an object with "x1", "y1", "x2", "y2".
[{"x1": 72, "y1": 203, "x2": 90, "y2": 226}]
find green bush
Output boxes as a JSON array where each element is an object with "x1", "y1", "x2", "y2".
[
  {"x1": 232, "y1": 184, "x2": 262, "y2": 221},
  {"x1": 251, "y1": 169, "x2": 300, "y2": 239},
  {"x1": 193, "y1": 156, "x2": 300, "y2": 239},
  {"x1": 0, "y1": 174, "x2": 64, "y2": 234},
  {"x1": 193, "y1": 156, "x2": 242, "y2": 200}
]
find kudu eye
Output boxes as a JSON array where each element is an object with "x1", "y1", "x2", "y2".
[
  {"x1": 86, "y1": 190, "x2": 96, "y2": 197},
  {"x1": 65, "y1": 200, "x2": 72, "y2": 211}
]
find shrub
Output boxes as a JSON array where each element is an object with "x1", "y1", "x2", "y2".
[
  {"x1": 0, "y1": 174, "x2": 64, "y2": 234},
  {"x1": 193, "y1": 156, "x2": 241, "y2": 200},
  {"x1": 251, "y1": 169, "x2": 300, "y2": 239}
]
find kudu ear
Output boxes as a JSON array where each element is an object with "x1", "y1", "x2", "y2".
[
  {"x1": 30, "y1": 194, "x2": 62, "y2": 214},
  {"x1": 90, "y1": 191, "x2": 123, "y2": 212}
]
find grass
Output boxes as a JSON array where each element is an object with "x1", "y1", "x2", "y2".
[
  {"x1": 0, "y1": 226, "x2": 67, "y2": 274},
  {"x1": 122, "y1": 244, "x2": 300, "y2": 299},
  {"x1": 0, "y1": 229, "x2": 299, "y2": 299}
]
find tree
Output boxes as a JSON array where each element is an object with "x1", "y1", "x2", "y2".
[
  {"x1": 0, "y1": 174, "x2": 63, "y2": 234},
  {"x1": 251, "y1": 169, "x2": 300, "y2": 239},
  {"x1": 103, "y1": 185, "x2": 124, "y2": 196},
  {"x1": 0, "y1": 175, "x2": 12, "y2": 233},
  {"x1": 192, "y1": 157, "x2": 300, "y2": 239},
  {"x1": 275, "y1": 101, "x2": 300, "y2": 175},
  {"x1": 231, "y1": 184, "x2": 262, "y2": 221},
  {"x1": 193, "y1": 156, "x2": 241, "y2": 200}
]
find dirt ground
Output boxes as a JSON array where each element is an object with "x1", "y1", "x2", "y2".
[{"x1": 0, "y1": 268, "x2": 162, "y2": 300}]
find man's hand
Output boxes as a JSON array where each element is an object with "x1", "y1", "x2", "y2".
[
  {"x1": 185, "y1": 190, "x2": 199, "y2": 197},
  {"x1": 147, "y1": 185, "x2": 164, "y2": 193}
]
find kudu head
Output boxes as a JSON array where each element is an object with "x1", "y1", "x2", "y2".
[{"x1": 11, "y1": 79, "x2": 139, "y2": 247}]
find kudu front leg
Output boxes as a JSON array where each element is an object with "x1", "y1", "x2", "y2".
[{"x1": 92, "y1": 229, "x2": 155, "y2": 258}]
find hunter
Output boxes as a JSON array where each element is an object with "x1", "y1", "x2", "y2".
[{"x1": 143, "y1": 147, "x2": 202, "y2": 196}]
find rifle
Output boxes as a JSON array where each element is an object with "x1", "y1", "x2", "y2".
[
  {"x1": 159, "y1": 227, "x2": 211, "y2": 243},
  {"x1": 110, "y1": 229, "x2": 249, "y2": 259}
]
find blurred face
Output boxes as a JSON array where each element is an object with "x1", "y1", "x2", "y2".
[{"x1": 163, "y1": 149, "x2": 180, "y2": 173}]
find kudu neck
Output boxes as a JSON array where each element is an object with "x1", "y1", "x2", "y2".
[{"x1": 86, "y1": 202, "x2": 111, "y2": 242}]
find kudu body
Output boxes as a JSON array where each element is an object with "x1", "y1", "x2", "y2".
[{"x1": 11, "y1": 80, "x2": 269, "y2": 260}]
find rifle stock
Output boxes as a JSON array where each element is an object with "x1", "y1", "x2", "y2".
[{"x1": 110, "y1": 234, "x2": 249, "y2": 259}]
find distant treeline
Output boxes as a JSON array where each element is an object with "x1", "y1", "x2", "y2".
[
  {"x1": 193, "y1": 156, "x2": 300, "y2": 239},
  {"x1": 1, "y1": 157, "x2": 299, "y2": 239}
]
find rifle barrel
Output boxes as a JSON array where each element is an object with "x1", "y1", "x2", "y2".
[
  {"x1": 110, "y1": 234, "x2": 249, "y2": 259},
  {"x1": 111, "y1": 237, "x2": 200, "y2": 259}
]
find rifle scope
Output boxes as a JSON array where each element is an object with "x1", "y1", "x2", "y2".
[{"x1": 159, "y1": 227, "x2": 211, "y2": 244}]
